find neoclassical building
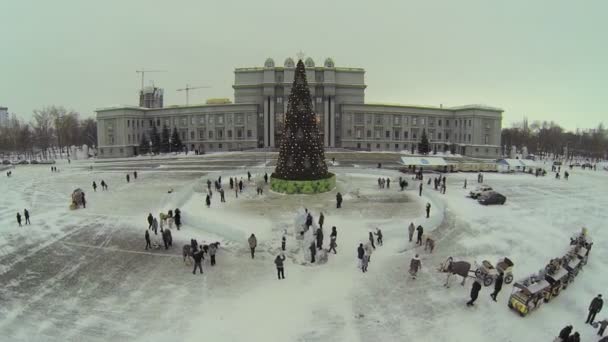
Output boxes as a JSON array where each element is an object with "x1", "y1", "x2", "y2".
[{"x1": 96, "y1": 57, "x2": 502, "y2": 158}]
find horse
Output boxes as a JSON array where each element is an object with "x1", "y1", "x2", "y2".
[
  {"x1": 182, "y1": 244, "x2": 193, "y2": 264},
  {"x1": 439, "y1": 257, "x2": 471, "y2": 288}
]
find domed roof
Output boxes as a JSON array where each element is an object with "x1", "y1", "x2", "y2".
[
  {"x1": 284, "y1": 57, "x2": 295, "y2": 68},
  {"x1": 304, "y1": 57, "x2": 315, "y2": 68},
  {"x1": 324, "y1": 57, "x2": 335, "y2": 68},
  {"x1": 264, "y1": 58, "x2": 275, "y2": 68}
]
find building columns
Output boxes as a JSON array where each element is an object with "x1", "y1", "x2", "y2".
[
  {"x1": 263, "y1": 98, "x2": 270, "y2": 147},
  {"x1": 269, "y1": 99, "x2": 275, "y2": 147},
  {"x1": 324, "y1": 100, "x2": 330, "y2": 146},
  {"x1": 329, "y1": 97, "x2": 336, "y2": 147}
]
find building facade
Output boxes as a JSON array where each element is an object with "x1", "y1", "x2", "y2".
[
  {"x1": 96, "y1": 57, "x2": 502, "y2": 158},
  {"x1": 0, "y1": 107, "x2": 8, "y2": 127}
]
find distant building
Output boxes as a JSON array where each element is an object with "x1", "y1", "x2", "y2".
[
  {"x1": 96, "y1": 57, "x2": 503, "y2": 158},
  {"x1": 0, "y1": 106, "x2": 8, "y2": 126},
  {"x1": 139, "y1": 86, "x2": 164, "y2": 108}
]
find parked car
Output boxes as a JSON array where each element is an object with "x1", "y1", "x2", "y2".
[
  {"x1": 2, "y1": 160, "x2": 11, "y2": 165},
  {"x1": 478, "y1": 191, "x2": 507, "y2": 205},
  {"x1": 39, "y1": 160, "x2": 56, "y2": 164},
  {"x1": 30, "y1": 160, "x2": 39, "y2": 164},
  {"x1": 469, "y1": 185, "x2": 493, "y2": 199},
  {"x1": 16, "y1": 160, "x2": 29, "y2": 165}
]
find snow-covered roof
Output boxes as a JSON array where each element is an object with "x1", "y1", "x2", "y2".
[
  {"x1": 400, "y1": 156, "x2": 447, "y2": 166},
  {"x1": 497, "y1": 159, "x2": 525, "y2": 168}
]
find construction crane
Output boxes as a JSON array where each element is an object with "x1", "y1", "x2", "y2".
[
  {"x1": 177, "y1": 84, "x2": 211, "y2": 105},
  {"x1": 136, "y1": 69, "x2": 166, "y2": 91}
]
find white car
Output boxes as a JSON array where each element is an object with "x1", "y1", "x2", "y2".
[{"x1": 469, "y1": 185, "x2": 493, "y2": 199}]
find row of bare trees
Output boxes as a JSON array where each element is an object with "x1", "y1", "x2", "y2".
[
  {"x1": 0, "y1": 106, "x2": 97, "y2": 158},
  {"x1": 502, "y1": 120, "x2": 607, "y2": 159}
]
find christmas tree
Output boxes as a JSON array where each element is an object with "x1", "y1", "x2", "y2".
[
  {"x1": 139, "y1": 133, "x2": 149, "y2": 154},
  {"x1": 171, "y1": 127, "x2": 183, "y2": 152},
  {"x1": 273, "y1": 59, "x2": 329, "y2": 181},
  {"x1": 160, "y1": 125, "x2": 170, "y2": 153},
  {"x1": 150, "y1": 125, "x2": 161, "y2": 154},
  {"x1": 418, "y1": 129, "x2": 430, "y2": 155}
]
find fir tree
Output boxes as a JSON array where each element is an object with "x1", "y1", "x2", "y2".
[
  {"x1": 450, "y1": 143, "x2": 457, "y2": 155},
  {"x1": 418, "y1": 129, "x2": 430, "y2": 155},
  {"x1": 433, "y1": 144, "x2": 437, "y2": 155},
  {"x1": 273, "y1": 59, "x2": 329, "y2": 180},
  {"x1": 150, "y1": 124, "x2": 161, "y2": 154},
  {"x1": 171, "y1": 127, "x2": 183, "y2": 152},
  {"x1": 139, "y1": 134, "x2": 149, "y2": 154},
  {"x1": 160, "y1": 125, "x2": 170, "y2": 153}
]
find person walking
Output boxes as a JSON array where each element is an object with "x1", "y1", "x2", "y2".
[
  {"x1": 568, "y1": 332, "x2": 580, "y2": 342},
  {"x1": 416, "y1": 225, "x2": 424, "y2": 246},
  {"x1": 275, "y1": 253, "x2": 286, "y2": 279},
  {"x1": 368, "y1": 232, "x2": 376, "y2": 249},
  {"x1": 419, "y1": 182, "x2": 423, "y2": 196},
  {"x1": 375, "y1": 228, "x2": 383, "y2": 246},
  {"x1": 192, "y1": 247, "x2": 204, "y2": 274},
  {"x1": 230, "y1": 177, "x2": 234, "y2": 189},
  {"x1": 206, "y1": 194, "x2": 211, "y2": 208},
  {"x1": 93, "y1": 181, "x2": 97, "y2": 192},
  {"x1": 318, "y1": 212, "x2": 324, "y2": 229},
  {"x1": 247, "y1": 171, "x2": 252, "y2": 182},
  {"x1": 408, "y1": 222, "x2": 415, "y2": 242},
  {"x1": 587, "y1": 294, "x2": 604, "y2": 324},
  {"x1": 466, "y1": 280, "x2": 482, "y2": 306},
  {"x1": 248, "y1": 234, "x2": 257, "y2": 259},
  {"x1": 24, "y1": 209, "x2": 30, "y2": 225},
  {"x1": 152, "y1": 217, "x2": 159, "y2": 235},
  {"x1": 464, "y1": 179, "x2": 467, "y2": 189},
  {"x1": 147, "y1": 213, "x2": 154, "y2": 229},
  {"x1": 558, "y1": 325, "x2": 572, "y2": 341},
  {"x1": 239, "y1": 179, "x2": 244, "y2": 192},
  {"x1": 134, "y1": 171, "x2": 138, "y2": 179},
  {"x1": 357, "y1": 243, "x2": 365, "y2": 268},
  {"x1": 316, "y1": 227, "x2": 324, "y2": 250},
  {"x1": 309, "y1": 242, "x2": 316, "y2": 263},
  {"x1": 361, "y1": 253, "x2": 369, "y2": 273},
  {"x1": 174, "y1": 210, "x2": 181, "y2": 230},
  {"x1": 409, "y1": 254, "x2": 421, "y2": 279},
  {"x1": 336, "y1": 192, "x2": 343, "y2": 208},
  {"x1": 305, "y1": 212, "x2": 313, "y2": 230},
  {"x1": 386, "y1": 178, "x2": 390, "y2": 188},
  {"x1": 364, "y1": 241, "x2": 373, "y2": 263},
  {"x1": 426, "y1": 203, "x2": 431, "y2": 218},
  {"x1": 209, "y1": 243, "x2": 218, "y2": 266},
  {"x1": 101, "y1": 180, "x2": 107, "y2": 190},
  {"x1": 329, "y1": 234, "x2": 337, "y2": 254},
  {"x1": 145, "y1": 230, "x2": 151, "y2": 250},
  {"x1": 81, "y1": 193, "x2": 86, "y2": 208},
  {"x1": 16, "y1": 212, "x2": 22, "y2": 227},
  {"x1": 490, "y1": 272, "x2": 504, "y2": 302},
  {"x1": 220, "y1": 188, "x2": 225, "y2": 202},
  {"x1": 126, "y1": 174, "x2": 130, "y2": 183},
  {"x1": 281, "y1": 233, "x2": 286, "y2": 251},
  {"x1": 264, "y1": 172, "x2": 268, "y2": 184},
  {"x1": 441, "y1": 183, "x2": 446, "y2": 194},
  {"x1": 597, "y1": 319, "x2": 608, "y2": 336}
]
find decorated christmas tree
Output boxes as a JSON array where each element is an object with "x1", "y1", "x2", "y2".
[{"x1": 273, "y1": 59, "x2": 329, "y2": 181}]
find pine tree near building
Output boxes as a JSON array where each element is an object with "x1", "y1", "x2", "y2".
[
  {"x1": 139, "y1": 134, "x2": 150, "y2": 154},
  {"x1": 150, "y1": 124, "x2": 161, "y2": 154},
  {"x1": 171, "y1": 127, "x2": 183, "y2": 152},
  {"x1": 418, "y1": 129, "x2": 431, "y2": 155},
  {"x1": 160, "y1": 125, "x2": 170, "y2": 153},
  {"x1": 273, "y1": 59, "x2": 329, "y2": 181},
  {"x1": 433, "y1": 144, "x2": 437, "y2": 155}
]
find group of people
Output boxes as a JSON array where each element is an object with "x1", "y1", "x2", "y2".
[
  {"x1": 92, "y1": 180, "x2": 108, "y2": 191},
  {"x1": 145, "y1": 208, "x2": 181, "y2": 250},
  {"x1": 16, "y1": 209, "x2": 30, "y2": 227},
  {"x1": 50, "y1": 166, "x2": 59, "y2": 172},
  {"x1": 357, "y1": 227, "x2": 383, "y2": 273},
  {"x1": 125, "y1": 171, "x2": 138, "y2": 183},
  {"x1": 188, "y1": 239, "x2": 221, "y2": 274},
  {"x1": 377, "y1": 177, "x2": 390, "y2": 189}
]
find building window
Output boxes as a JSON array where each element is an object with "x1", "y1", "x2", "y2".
[
  {"x1": 485, "y1": 123, "x2": 490, "y2": 129},
  {"x1": 209, "y1": 143, "x2": 213, "y2": 149},
  {"x1": 438, "y1": 119, "x2": 442, "y2": 127},
  {"x1": 217, "y1": 129, "x2": 224, "y2": 139},
  {"x1": 191, "y1": 117, "x2": 195, "y2": 125},
  {"x1": 393, "y1": 115, "x2": 401, "y2": 125},
  {"x1": 119, "y1": 148, "x2": 123, "y2": 154},
  {"x1": 356, "y1": 128, "x2": 362, "y2": 139},
  {"x1": 100, "y1": 148, "x2": 104, "y2": 155},
  {"x1": 180, "y1": 117, "x2": 187, "y2": 127},
  {"x1": 446, "y1": 132, "x2": 450, "y2": 140},
  {"x1": 347, "y1": 129, "x2": 352, "y2": 137},
  {"x1": 316, "y1": 97, "x2": 322, "y2": 103},
  {"x1": 438, "y1": 132, "x2": 442, "y2": 140},
  {"x1": 149, "y1": 120, "x2": 153, "y2": 127},
  {"x1": 374, "y1": 115, "x2": 383, "y2": 125},
  {"x1": 468, "y1": 134, "x2": 471, "y2": 142},
  {"x1": 485, "y1": 148, "x2": 489, "y2": 153},
  {"x1": 366, "y1": 130, "x2": 371, "y2": 138},
  {"x1": 354, "y1": 114, "x2": 364, "y2": 124},
  {"x1": 412, "y1": 117, "x2": 417, "y2": 126},
  {"x1": 190, "y1": 131, "x2": 195, "y2": 140},
  {"x1": 199, "y1": 130, "x2": 206, "y2": 140},
  {"x1": 394, "y1": 130, "x2": 400, "y2": 140},
  {"x1": 366, "y1": 115, "x2": 372, "y2": 125},
  {"x1": 469, "y1": 120, "x2": 472, "y2": 127},
  {"x1": 235, "y1": 114, "x2": 244, "y2": 125},
  {"x1": 376, "y1": 143, "x2": 380, "y2": 149},
  {"x1": 375, "y1": 129, "x2": 381, "y2": 139},
  {"x1": 455, "y1": 120, "x2": 458, "y2": 127},
  {"x1": 366, "y1": 143, "x2": 371, "y2": 149},
  {"x1": 429, "y1": 132, "x2": 434, "y2": 140},
  {"x1": 209, "y1": 131, "x2": 213, "y2": 139},
  {"x1": 413, "y1": 131, "x2": 417, "y2": 139},
  {"x1": 164, "y1": 119, "x2": 170, "y2": 127},
  {"x1": 475, "y1": 148, "x2": 479, "y2": 152},
  {"x1": 445, "y1": 119, "x2": 449, "y2": 127},
  {"x1": 420, "y1": 118, "x2": 425, "y2": 126},
  {"x1": 403, "y1": 116, "x2": 408, "y2": 125},
  {"x1": 385, "y1": 130, "x2": 390, "y2": 138},
  {"x1": 227, "y1": 130, "x2": 232, "y2": 138},
  {"x1": 208, "y1": 116, "x2": 213, "y2": 124},
  {"x1": 276, "y1": 97, "x2": 283, "y2": 104},
  {"x1": 484, "y1": 135, "x2": 489, "y2": 144},
  {"x1": 216, "y1": 116, "x2": 224, "y2": 125},
  {"x1": 395, "y1": 143, "x2": 399, "y2": 150},
  {"x1": 429, "y1": 118, "x2": 434, "y2": 126},
  {"x1": 128, "y1": 134, "x2": 131, "y2": 143},
  {"x1": 157, "y1": 119, "x2": 160, "y2": 126},
  {"x1": 247, "y1": 130, "x2": 252, "y2": 138},
  {"x1": 236, "y1": 128, "x2": 243, "y2": 138},
  {"x1": 127, "y1": 120, "x2": 130, "y2": 128},
  {"x1": 404, "y1": 131, "x2": 409, "y2": 139},
  {"x1": 219, "y1": 143, "x2": 223, "y2": 149}
]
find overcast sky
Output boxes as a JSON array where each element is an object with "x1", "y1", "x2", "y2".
[{"x1": 1, "y1": 0, "x2": 606, "y2": 130}]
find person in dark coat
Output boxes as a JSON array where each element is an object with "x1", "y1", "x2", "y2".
[
  {"x1": 134, "y1": 171, "x2": 138, "y2": 179},
  {"x1": 101, "y1": 180, "x2": 107, "y2": 190},
  {"x1": 490, "y1": 272, "x2": 503, "y2": 301},
  {"x1": 147, "y1": 213, "x2": 154, "y2": 229},
  {"x1": 598, "y1": 319, "x2": 608, "y2": 336},
  {"x1": 275, "y1": 254, "x2": 286, "y2": 279},
  {"x1": 558, "y1": 325, "x2": 572, "y2": 341},
  {"x1": 230, "y1": 177, "x2": 234, "y2": 189},
  {"x1": 386, "y1": 178, "x2": 390, "y2": 188},
  {"x1": 220, "y1": 188, "x2": 225, "y2": 202},
  {"x1": 281, "y1": 234, "x2": 286, "y2": 251},
  {"x1": 357, "y1": 243, "x2": 365, "y2": 264},
  {"x1": 206, "y1": 194, "x2": 211, "y2": 208},
  {"x1": 419, "y1": 183, "x2": 423, "y2": 196},
  {"x1": 329, "y1": 234, "x2": 337, "y2": 254},
  {"x1": 425, "y1": 203, "x2": 431, "y2": 218},
  {"x1": 145, "y1": 230, "x2": 151, "y2": 250},
  {"x1": 318, "y1": 212, "x2": 324, "y2": 229},
  {"x1": 162, "y1": 229, "x2": 172, "y2": 249},
  {"x1": 309, "y1": 242, "x2": 316, "y2": 263},
  {"x1": 174, "y1": 211, "x2": 181, "y2": 230},
  {"x1": 248, "y1": 234, "x2": 257, "y2": 259},
  {"x1": 587, "y1": 294, "x2": 604, "y2": 324},
  {"x1": 316, "y1": 227, "x2": 324, "y2": 250},
  {"x1": 93, "y1": 181, "x2": 97, "y2": 192},
  {"x1": 24, "y1": 209, "x2": 30, "y2": 225},
  {"x1": 567, "y1": 332, "x2": 580, "y2": 342},
  {"x1": 305, "y1": 213, "x2": 313, "y2": 230},
  {"x1": 126, "y1": 174, "x2": 130, "y2": 183},
  {"x1": 264, "y1": 173, "x2": 268, "y2": 184},
  {"x1": 81, "y1": 193, "x2": 86, "y2": 208},
  {"x1": 192, "y1": 247, "x2": 204, "y2": 274},
  {"x1": 239, "y1": 180, "x2": 243, "y2": 192},
  {"x1": 17, "y1": 212, "x2": 22, "y2": 227},
  {"x1": 368, "y1": 232, "x2": 376, "y2": 249},
  {"x1": 375, "y1": 228, "x2": 383, "y2": 246},
  {"x1": 209, "y1": 243, "x2": 218, "y2": 266},
  {"x1": 416, "y1": 225, "x2": 424, "y2": 245},
  {"x1": 336, "y1": 192, "x2": 343, "y2": 208},
  {"x1": 466, "y1": 280, "x2": 482, "y2": 306},
  {"x1": 191, "y1": 239, "x2": 198, "y2": 253}
]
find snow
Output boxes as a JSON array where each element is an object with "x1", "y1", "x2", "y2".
[{"x1": 0, "y1": 156, "x2": 607, "y2": 341}]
